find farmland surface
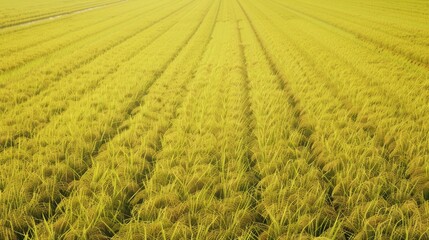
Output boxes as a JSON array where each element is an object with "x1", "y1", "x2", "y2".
[{"x1": 0, "y1": 0, "x2": 428, "y2": 239}]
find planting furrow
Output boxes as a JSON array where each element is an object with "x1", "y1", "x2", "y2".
[
  {"x1": 0, "y1": 0, "x2": 199, "y2": 154},
  {"x1": 113, "y1": 1, "x2": 260, "y2": 238},
  {"x1": 0, "y1": 0, "x2": 195, "y2": 114},
  {"x1": 34, "y1": 2, "x2": 221, "y2": 238},
  {"x1": 235, "y1": 14, "x2": 263, "y2": 240},
  {"x1": 0, "y1": 0, "x2": 212, "y2": 238},
  {"x1": 267, "y1": 0, "x2": 429, "y2": 68},
  {"x1": 237, "y1": 1, "x2": 339, "y2": 238},
  {"x1": 0, "y1": 0, "x2": 187, "y2": 74},
  {"x1": 241, "y1": 1, "x2": 429, "y2": 238}
]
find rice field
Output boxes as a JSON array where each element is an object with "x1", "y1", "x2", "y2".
[{"x1": 0, "y1": 0, "x2": 428, "y2": 239}]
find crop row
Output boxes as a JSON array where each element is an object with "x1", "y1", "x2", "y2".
[
  {"x1": 0, "y1": 0, "x2": 427, "y2": 239},
  {"x1": 0, "y1": 0, "x2": 183, "y2": 112},
  {"x1": 0, "y1": 0, "x2": 213, "y2": 238},
  {"x1": 239, "y1": 0, "x2": 429, "y2": 239},
  {"x1": 255, "y1": 0, "x2": 429, "y2": 204},
  {"x1": 34, "y1": 1, "x2": 221, "y2": 238},
  {"x1": 278, "y1": 0, "x2": 429, "y2": 42},
  {"x1": 0, "y1": 0, "x2": 168, "y2": 55},
  {"x1": 0, "y1": 0, "x2": 123, "y2": 29},
  {"x1": 268, "y1": 0, "x2": 429, "y2": 67},
  {"x1": 0, "y1": 0, "x2": 187, "y2": 76},
  {"x1": 307, "y1": 0, "x2": 429, "y2": 27},
  {"x1": 0, "y1": 0, "x2": 199, "y2": 153},
  {"x1": 113, "y1": 2, "x2": 259, "y2": 238}
]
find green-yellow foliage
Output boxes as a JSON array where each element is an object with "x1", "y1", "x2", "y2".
[{"x1": 0, "y1": 0, "x2": 428, "y2": 239}]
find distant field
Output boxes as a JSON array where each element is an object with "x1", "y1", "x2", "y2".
[{"x1": 0, "y1": 0, "x2": 428, "y2": 239}]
